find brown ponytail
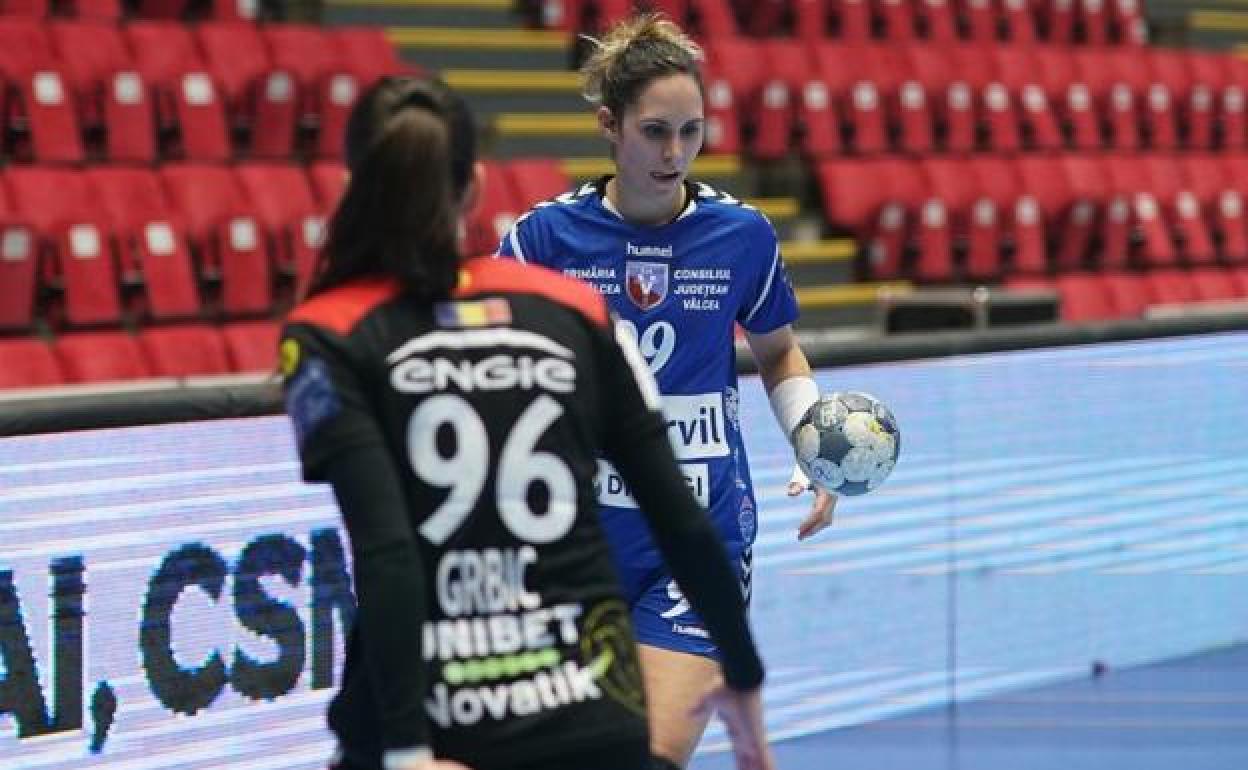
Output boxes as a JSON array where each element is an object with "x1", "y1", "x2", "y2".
[{"x1": 307, "y1": 77, "x2": 478, "y2": 303}]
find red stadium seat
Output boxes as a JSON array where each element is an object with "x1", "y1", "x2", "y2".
[
  {"x1": 139, "y1": 324, "x2": 231, "y2": 377},
  {"x1": 701, "y1": 62, "x2": 744, "y2": 155},
  {"x1": 313, "y1": 72, "x2": 360, "y2": 159},
  {"x1": 1011, "y1": 156, "x2": 1076, "y2": 273},
  {"x1": 793, "y1": 0, "x2": 832, "y2": 44},
  {"x1": 1101, "y1": 271, "x2": 1151, "y2": 318},
  {"x1": 921, "y1": 157, "x2": 997, "y2": 281},
  {"x1": 968, "y1": 157, "x2": 1047, "y2": 276},
  {"x1": 222, "y1": 319, "x2": 280, "y2": 373},
  {"x1": 506, "y1": 158, "x2": 572, "y2": 208},
  {"x1": 818, "y1": 158, "x2": 901, "y2": 278},
  {"x1": 1054, "y1": 273, "x2": 1114, "y2": 322},
  {"x1": 209, "y1": 0, "x2": 259, "y2": 21},
  {"x1": 6, "y1": 168, "x2": 122, "y2": 327},
  {"x1": 817, "y1": 157, "x2": 941, "y2": 280},
  {"x1": 1080, "y1": 0, "x2": 1111, "y2": 45},
  {"x1": 1111, "y1": 0, "x2": 1147, "y2": 44},
  {"x1": 1148, "y1": 48, "x2": 1193, "y2": 149},
  {"x1": 50, "y1": 21, "x2": 156, "y2": 163},
  {"x1": 65, "y1": 0, "x2": 122, "y2": 19},
  {"x1": 1220, "y1": 57, "x2": 1248, "y2": 151},
  {"x1": 160, "y1": 163, "x2": 273, "y2": 316},
  {"x1": 125, "y1": 20, "x2": 201, "y2": 81},
  {"x1": 127, "y1": 21, "x2": 231, "y2": 161},
  {"x1": 906, "y1": 45, "x2": 973, "y2": 153},
  {"x1": 704, "y1": 37, "x2": 771, "y2": 154},
  {"x1": 331, "y1": 27, "x2": 412, "y2": 84},
  {"x1": 1059, "y1": 155, "x2": 1115, "y2": 270},
  {"x1": 1034, "y1": 47, "x2": 1100, "y2": 151},
  {"x1": 197, "y1": 21, "x2": 296, "y2": 158},
  {"x1": 467, "y1": 159, "x2": 521, "y2": 257},
  {"x1": 1040, "y1": 0, "x2": 1078, "y2": 44},
  {"x1": 858, "y1": 43, "x2": 923, "y2": 152},
  {"x1": 753, "y1": 39, "x2": 816, "y2": 159},
  {"x1": 0, "y1": 20, "x2": 84, "y2": 163},
  {"x1": 308, "y1": 160, "x2": 349, "y2": 213},
  {"x1": 994, "y1": 47, "x2": 1063, "y2": 151},
  {"x1": 0, "y1": 337, "x2": 64, "y2": 389},
  {"x1": 811, "y1": 41, "x2": 887, "y2": 154},
  {"x1": 85, "y1": 167, "x2": 201, "y2": 320},
  {"x1": 1189, "y1": 267, "x2": 1240, "y2": 301},
  {"x1": 689, "y1": 0, "x2": 738, "y2": 37},
  {"x1": 832, "y1": 0, "x2": 871, "y2": 41},
  {"x1": 1103, "y1": 154, "x2": 1176, "y2": 268},
  {"x1": 1145, "y1": 269, "x2": 1197, "y2": 306},
  {"x1": 54, "y1": 331, "x2": 152, "y2": 383},
  {"x1": 960, "y1": 0, "x2": 998, "y2": 43},
  {"x1": 133, "y1": 0, "x2": 188, "y2": 18},
  {"x1": 999, "y1": 0, "x2": 1037, "y2": 44},
  {"x1": 1141, "y1": 154, "x2": 1216, "y2": 266},
  {"x1": 1073, "y1": 48, "x2": 1136, "y2": 151},
  {"x1": 1178, "y1": 153, "x2": 1248, "y2": 264},
  {"x1": 919, "y1": 0, "x2": 959, "y2": 42},
  {"x1": 233, "y1": 163, "x2": 325, "y2": 293},
  {"x1": 877, "y1": 0, "x2": 917, "y2": 39},
  {"x1": 744, "y1": 0, "x2": 786, "y2": 36},
  {"x1": 1183, "y1": 51, "x2": 1227, "y2": 150},
  {"x1": 0, "y1": 0, "x2": 50, "y2": 16},
  {"x1": 0, "y1": 224, "x2": 38, "y2": 330},
  {"x1": 0, "y1": 175, "x2": 38, "y2": 331},
  {"x1": 262, "y1": 24, "x2": 350, "y2": 152}
]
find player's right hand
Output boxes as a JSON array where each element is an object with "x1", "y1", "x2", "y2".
[
  {"x1": 786, "y1": 464, "x2": 837, "y2": 541},
  {"x1": 691, "y1": 686, "x2": 778, "y2": 770}
]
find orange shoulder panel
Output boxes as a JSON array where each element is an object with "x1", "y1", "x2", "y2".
[
  {"x1": 286, "y1": 279, "x2": 401, "y2": 336},
  {"x1": 457, "y1": 257, "x2": 609, "y2": 327}
]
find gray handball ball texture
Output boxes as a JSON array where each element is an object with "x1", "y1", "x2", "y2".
[{"x1": 790, "y1": 391, "x2": 901, "y2": 496}]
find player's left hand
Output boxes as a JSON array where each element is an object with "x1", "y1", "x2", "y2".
[
  {"x1": 786, "y1": 464, "x2": 836, "y2": 541},
  {"x1": 691, "y1": 686, "x2": 778, "y2": 770}
]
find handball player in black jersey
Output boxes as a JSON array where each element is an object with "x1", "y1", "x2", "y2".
[{"x1": 279, "y1": 76, "x2": 776, "y2": 770}]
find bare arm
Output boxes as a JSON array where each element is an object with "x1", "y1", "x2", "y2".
[
  {"x1": 744, "y1": 325, "x2": 837, "y2": 540},
  {"x1": 744, "y1": 324, "x2": 811, "y2": 393}
]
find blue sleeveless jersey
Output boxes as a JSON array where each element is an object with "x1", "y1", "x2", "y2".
[{"x1": 497, "y1": 179, "x2": 799, "y2": 585}]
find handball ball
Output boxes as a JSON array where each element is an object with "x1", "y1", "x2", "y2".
[{"x1": 791, "y1": 391, "x2": 901, "y2": 496}]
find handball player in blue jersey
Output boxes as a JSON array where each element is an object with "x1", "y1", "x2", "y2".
[{"x1": 497, "y1": 14, "x2": 835, "y2": 768}]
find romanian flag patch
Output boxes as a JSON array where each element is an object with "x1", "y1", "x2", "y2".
[{"x1": 434, "y1": 297, "x2": 512, "y2": 328}]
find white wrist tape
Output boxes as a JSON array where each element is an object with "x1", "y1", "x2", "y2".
[
  {"x1": 769, "y1": 376, "x2": 820, "y2": 438},
  {"x1": 789, "y1": 462, "x2": 811, "y2": 490},
  {"x1": 383, "y1": 747, "x2": 433, "y2": 770}
]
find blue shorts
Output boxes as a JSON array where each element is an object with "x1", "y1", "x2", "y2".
[{"x1": 627, "y1": 548, "x2": 753, "y2": 661}]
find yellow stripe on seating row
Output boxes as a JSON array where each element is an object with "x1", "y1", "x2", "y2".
[
  {"x1": 782, "y1": 239, "x2": 857, "y2": 263},
  {"x1": 795, "y1": 281, "x2": 913, "y2": 308},
  {"x1": 560, "y1": 155, "x2": 742, "y2": 177},
  {"x1": 1190, "y1": 9, "x2": 1248, "y2": 32},
  {"x1": 495, "y1": 113, "x2": 597, "y2": 135},
  {"x1": 443, "y1": 70, "x2": 582, "y2": 92},
  {"x1": 386, "y1": 27, "x2": 567, "y2": 49}
]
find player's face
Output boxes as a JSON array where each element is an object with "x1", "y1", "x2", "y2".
[{"x1": 609, "y1": 74, "x2": 704, "y2": 203}]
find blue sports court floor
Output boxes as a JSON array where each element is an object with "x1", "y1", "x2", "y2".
[{"x1": 692, "y1": 643, "x2": 1248, "y2": 770}]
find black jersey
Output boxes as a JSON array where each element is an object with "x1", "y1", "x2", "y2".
[{"x1": 281, "y1": 257, "x2": 762, "y2": 769}]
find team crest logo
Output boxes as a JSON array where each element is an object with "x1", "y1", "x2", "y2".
[{"x1": 625, "y1": 261, "x2": 668, "y2": 311}]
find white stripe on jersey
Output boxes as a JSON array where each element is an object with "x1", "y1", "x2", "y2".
[
  {"x1": 744, "y1": 242, "x2": 781, "y2": 324},
  {"x1": 387, "y1": 328, "x2": 573, "y2": 362},
  {"x1": 507, "y1": 226, "x2": 527, "y2": 263},
  {"x1": 614, "y1": 320, "x2": 662, "y2": 411}
]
